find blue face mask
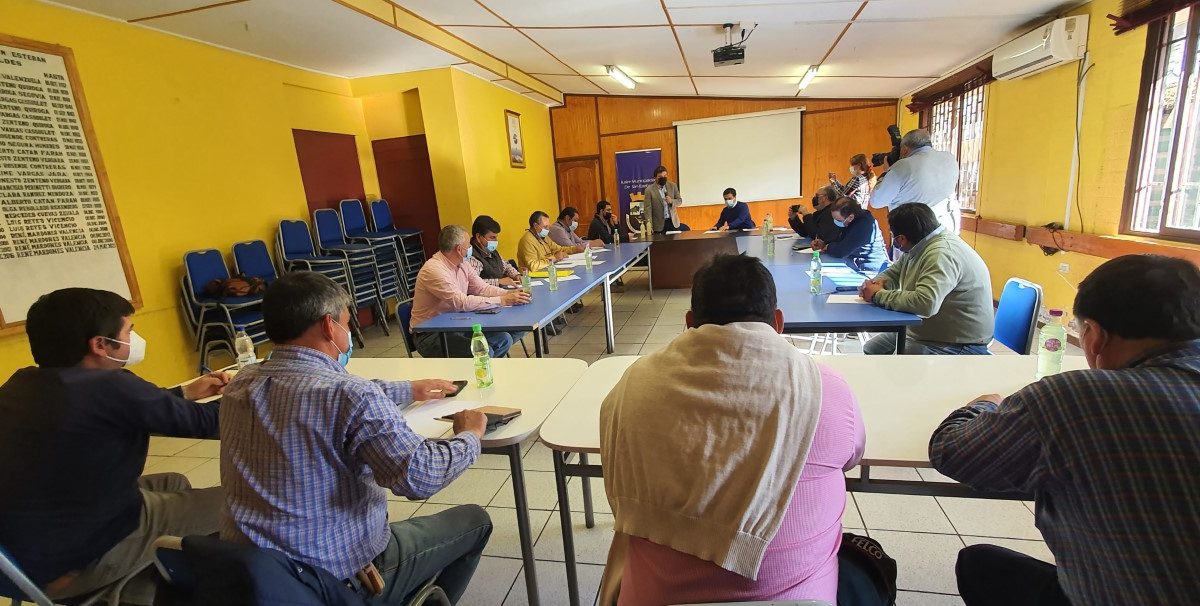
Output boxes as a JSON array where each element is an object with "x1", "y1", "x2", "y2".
[
  {"x1": 570, "y1": 220, "x2": 579, "y2": 231},
  {"x1": 833, "y1": 219, "x2": 847, "y2": 228},
  {"x1": 486, "y1": 240, "x2": 499, "y2": 252},
  {"x1": 331, "y1": 319, "x2": 353, "y2": 367},
  {"x1": 538, "y1": 228, "x2": 550, "y2": 238},
  {"x1": 464, "y1": 246, "x2": 473, "y2": 260}
]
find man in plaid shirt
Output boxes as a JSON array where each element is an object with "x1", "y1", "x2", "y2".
[
  {"x1": 220, "y1": 272, "x2": 492, "y2": 603},
  {"x1": 930, "y1": 254, "x2": 1200, "y2": 605}
]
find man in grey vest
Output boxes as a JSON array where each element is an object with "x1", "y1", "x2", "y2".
[{"x1": 870, "y1": 128, "x2": 961, "y2": 235}]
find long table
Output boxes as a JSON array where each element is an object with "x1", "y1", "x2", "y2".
[
  {"x1": 538, "y1": 354, "x2": 1089, "y2": 606},
  {"x1": 411, "y1": 242, "x2": 652, "y2": 356},
  {"x1": 346, "y1": 357, "x2": 588, "y2": 606}
]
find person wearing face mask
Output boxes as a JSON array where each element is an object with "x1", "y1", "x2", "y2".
[
  {"x1": 828, "y1": 154, "x2": 876, "y2": 206},
  {"x1": 588, "y1": 200, "x2": 623, "y2": 245},
  {"x1": 467, "y1": 215, "x2": 521, "y2": 287},
  {"x1": 412, "y1": 225, "x2": 531, "y2": 358},
  {"x1": 868, "y1": 129, "x2": 961, "y2": 236},
  {"x1": 800, "y1": 186, "x2": 843, "y2": 243},
  {"x1": 549, "y1": 206, "x2": 604, "y2": 252},
  {"x1": 517, "y1": 210, "x2": 569, "y2": 272},
  {"x1": 859, "y1": 203, "x2": 992, "y2": 355},
  {"x1": 0, "y1": 288, "x2": 227, "y2": 605},
  {"x1": 712, "y1": 187, "x2": 756, "y2": 231},
  {"x1": 219, "y1": 271, "x2": 494, "y2": 604},
  {"x1": 642, "y1": 165, "x2": 683, "y2": 233},
  {"x1": 929, "y1": 254, "x2": 1200, "y2": 606},
  {"x1": 810, "y1": 198, "x2": 888, "y2": 272}
]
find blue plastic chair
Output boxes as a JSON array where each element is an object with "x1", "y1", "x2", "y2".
[
  {"x1": 369, "y1": 199, "x2": 426, "y2": 289},
  {"x1": 338, "y1": 200, "x2": 410, "y2": 299},
  {"x1": 368, "y1": 199, "x2": 421, "y2": 236},
  {"x1": 313, "y1": 209, "x2": 392, "y2": 336},
  {"x1": 182, "y1": 250, "x2": 264, "y2": 353},
  {"x1": 232, "y1": 240, "x2": 278, "y2": 284},
  {"x1": 396, "y1": 302, "x2": 417, "y2": 357},
  {"x1": 994, "y1": 277, "x2": 1044, "y2": 355}
]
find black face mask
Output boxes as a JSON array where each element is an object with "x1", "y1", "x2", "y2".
[
  {"x1": 656, "y1": 176, "x2": 667, "y2": 186},
  {"x1": 603, "y1": 211, "x2": 612, "y2": 218}
]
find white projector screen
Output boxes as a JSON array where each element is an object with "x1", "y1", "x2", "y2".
[{"x1": 675, "y1": 108, "x2": 804, "y2": 206}]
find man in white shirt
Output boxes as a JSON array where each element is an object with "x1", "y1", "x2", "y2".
[{"x1": 869, "y1": 128, "x2": 961, "y2": 234}]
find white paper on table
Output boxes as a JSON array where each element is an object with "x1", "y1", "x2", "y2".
[
  {"x1": 556, "y1": 274, "x2": 583, "y2": 282},
  {"x1": 665, "y1": 230, "x2": 682, "y2": 235},
  {"x1": 815, "y1": 266, "x2": 860, "y2": 275},
  {"x1": 828, "y1": 294, "x2": 867, "y2": 305},
  {"x1": 704, "y1": 229, "x2": 720, "y2": 234},
  {"x1": 527, "y1": 280, "x2": 545, "y2": 287},
  {"x1": 741, "y1": 228, "x2": 756, "y2": 232},
  {"x1": 400, "y1": 399, "x2": 482, "y2": 437},
  {"x1": 772, "y1": 227, "x2": 791, "y2": 231}
]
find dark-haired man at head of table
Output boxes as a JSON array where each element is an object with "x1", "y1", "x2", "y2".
[
  {"x1": 929, "y1": 254, "x2": 1200, "y2": 606},
  {"x1": 0, "y1": 288, "x2": 228, "y2": 605},
  {"x1": 712, "y1": 187, "x2": 756, "y2": 231}
]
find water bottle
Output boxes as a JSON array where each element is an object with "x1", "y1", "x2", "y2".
[
  {"x1": 520, "y1": 269, "x2": 532, "y2": 296},
  {"x1": 546, "y1": 262, "x2": 559, "y2": 292},
  {"x1": 1036, "y1": 309, "x2": 1067, "y2": 379},
  {"x1": 810, "y1": 250, "x2": 822, "y2": 294},
  {"x1": 470, "y1": 324, "x2": 493, "y2": 388},
  {"x1": 584, "y1": 244, "x2": 594, "y2": 270},
  {"x1": 234, "y1": 326, "x2": 255, "y2": 368},
  {"x1": 763, "y1": 213, "x2": 773, "y2": 235}
]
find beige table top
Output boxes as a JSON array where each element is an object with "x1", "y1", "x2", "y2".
[{"x1": 539, "y1": 354, "x2": 1088, "y2": 466}]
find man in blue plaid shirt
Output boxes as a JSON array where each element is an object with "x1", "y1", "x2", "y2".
[
  {"x1": 930, "y1": 254, "x2": 1200, "y2": 605},
  {"x1": 219, "y1": 272, "x2": 492, "y2": 604}
]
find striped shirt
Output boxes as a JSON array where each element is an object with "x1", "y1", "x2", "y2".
[
  {"x1": 831, "y1": 174, "x2": 870, "y2": 205},
  {"x1": 218, "y1": 346, "x2": 480, "y2": 579},
  {"x1": 929, "y1": 340, "x2": 1200, "y2": 605}
]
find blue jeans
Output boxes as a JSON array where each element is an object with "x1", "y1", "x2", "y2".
[
  {"x1": 414, "y1": 330, "x2": 523, "y2": 358},
  {"x1": 367, "y1": 505, "x2": 492, "y2": 604},
  {"x1": 864, "y1": 332, "x2": 991, "y2": 355}
]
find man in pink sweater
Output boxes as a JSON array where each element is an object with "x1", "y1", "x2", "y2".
[{"x1": 601, "y1": 253, "x2": 866, "y2": 605}]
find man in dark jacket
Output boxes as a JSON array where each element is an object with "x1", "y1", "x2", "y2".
[
  {"x1": 0, "y1": 288, "x2": 227, "y2": 604},
  {"x1": 802, "y1": 186, "x2": 843, "y2": 243}
]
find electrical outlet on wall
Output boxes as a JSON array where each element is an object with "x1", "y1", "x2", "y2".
[{"x1": 1058, "y1": 263, "x2": 1070, "y2": 274}]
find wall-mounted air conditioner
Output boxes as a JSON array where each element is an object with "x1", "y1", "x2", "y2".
[{"x1": 993, "y1": 15, "x2": 1089, "y2": 81}]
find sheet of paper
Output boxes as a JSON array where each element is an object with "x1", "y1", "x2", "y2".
[
  {"x1": 665, "y1": 230, "x2": 682, "y2": 235},
  {"x1": 741, "y1": 228, "x2": 756, "y2": 232},
  {"x1": 828, "y1": 294, "x2": 867, "y2": 305},
  {"x1": 817, "y1": 266, "x2": 861, "y2": 275},
  {"x1": 400, "y1": 399, "x2": 482, "y2": 437},
  {"x1": 772, "y1": 227, "x2": 791, "y2": 232},
  {"x1": 556, "y1": 274, "x2": 582, "y2": 282},
  {"x1": 704, "y1": 230, "x2": 720, "y2": 234}
]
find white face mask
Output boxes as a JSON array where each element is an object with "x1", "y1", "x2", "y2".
[
  {"x1": 570, "y1": 220, "x2": 579, "y2": 231},
  {"x1": 725, "y1": 199, "x2": 736, "y2": 208},
  {"x1": 105, "y1": 330, "x2": 146, "y2": 367}
]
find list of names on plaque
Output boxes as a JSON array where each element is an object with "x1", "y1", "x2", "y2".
[{"x1": 0, "y1": 44, "x2": 115, "y2": 262}]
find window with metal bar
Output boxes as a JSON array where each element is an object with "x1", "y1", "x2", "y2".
[
  {"x1": 928, "y1": 84, "x2": 987, "y2": 213},
  {"x1": 1124, "y1": 7, "x2": 1200, "y2": 242}
]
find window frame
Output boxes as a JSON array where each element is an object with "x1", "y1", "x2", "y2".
[
  {"x1": 920, "y1": 81, "x2": 988, "y2": 215},
  {"x1": 1122, "y1": 9, "x2": 1200, "y2": 244}
]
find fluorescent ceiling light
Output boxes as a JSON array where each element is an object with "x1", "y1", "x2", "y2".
[
  {"x1": 798, "y1": 66, "x2": 819, "y2": 92},
  {"x1": 606, "y1": 65, "x2": 635, "y2": 90}
]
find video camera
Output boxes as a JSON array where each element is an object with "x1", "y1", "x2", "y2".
[{"x1": 871, "y1": 125, "x2": 903, "y2": 168}]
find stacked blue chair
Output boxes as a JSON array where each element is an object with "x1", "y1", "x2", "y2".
[
  {"x1": 274, "y1": 221, "x2": 366, "y2": 346},
  {"x1": 339, "y1": 199, "x2": 410, "y2": 300},
  {"x1": 994, "y1": 277, "x2": 1044, "y2": 355},
  {"x1": 182, "y1": 249, "x2": 266, "y2": 370},
  {"x1": 232, "y1": 240, "x2": 279, "y2": 285},
  {"x1": 369, "y1": 199, "x2": 426, "y2": 291},
  {"x1": 312, "y1": 209, "x2": 392, "y2": 336}
]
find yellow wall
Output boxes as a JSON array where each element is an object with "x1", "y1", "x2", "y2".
[
  {"x1": 0, "y1": 1, "x2": 560, "y2": 385},
  {"x1": 900, "y1": 0, "x2": 1162, "y2": 319},
  {"x1": 0, "y1": 0, "x2": 380, "y2": 384}
]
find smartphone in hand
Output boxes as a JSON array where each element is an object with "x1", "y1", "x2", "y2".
[{"x1": 444, "y1": 380, "x2": 469, "y2": 398}]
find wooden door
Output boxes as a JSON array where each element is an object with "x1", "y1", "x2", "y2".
[
  {"x1": 556, "y1": 158, "x2": 601, "y2": 216},
  {"x1": 292, "y1": 129, "x2": 365, "y2": 215},
  {"x1": 372, "y1": 135, "x2": 440, "y2": 257}
]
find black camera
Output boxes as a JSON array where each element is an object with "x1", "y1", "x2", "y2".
[{"x1": 871, "y1": 124, "x2": 903, "y2": 168}]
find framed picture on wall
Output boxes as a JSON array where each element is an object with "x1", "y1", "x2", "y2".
[{"x1": 505, "y1": 109, "x2": 525, "y2": 168}]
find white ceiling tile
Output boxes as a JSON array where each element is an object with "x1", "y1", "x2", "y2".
[
  {"x1": 143, "y1": 0, "x2": 459, "y2": 77},
  {"x1": 827, "y1": 18, "x2": 1028, "y2": 78},
  {"x1": 534, "y1": 74, "x2": 609, "y2": 94},
  {"x1": 668, "y1": 2, "x2": 862, "y2": 25},
  {"x1": 675, "y1": 23, "x2": 837, "y2": 77},
  {"x1": 445, "y1": 26, "x2": 572, "y2": 74},
  {"x1": 484, "y1": 0, "x2": 668, "y2": 27},
  {"x1": 45, "y1": 0, "x2": 219, "y2": 21},
  {"x1": 800, "y1": 76, "x2": 933, "y2": 98},
  {"x1": 526, "y1": 27, "x2": 688, "y2": 77},
  {"x1": 452, "y1": 62, "x2": 503, "y2": 81},
  {"x1": 490, "y1": 78, "x2": 532, "y2": 94},
  {"x1": 587, "y1": 76, "x2": 697, "y2": 96},
  {"x1": 524, "y1": 91, "x2": 561, "y2": 106},
  {"x1": 860, "y1": 0, "x2": 1073, "y2": 21},
  {"x1": 694, "y1": 76, "x2": 804, "y2": 98},
  {"x1": 393, "y1": 0, "x2": 506, "y2": 26}
]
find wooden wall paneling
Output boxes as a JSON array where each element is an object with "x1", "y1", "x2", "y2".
[
  {"x1": 556, "y1": 158, "x2": 602, "y2": 213},
  {"x1": 1025, "y1": 226, "x2": 1200, "y2": 265},
  {"x1": 372, "y1": 134, "x2": 441, "y2": 257},
  {"x1": 550, "y1": 95, "x2": 599, "y2": 158},
  {"x1": 292, "y1": 129, "x2": 366, "y2": 214},
  {"x1": 961, "y1": 215, "x2": 1026, "y2": 241}
]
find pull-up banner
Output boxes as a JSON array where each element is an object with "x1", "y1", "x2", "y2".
[{"x1": 614, "y1": 148, "x2": 661, "y2": 218}]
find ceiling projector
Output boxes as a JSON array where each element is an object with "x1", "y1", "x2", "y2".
[{"x1": 712, "y1": 22, "x2": 755, "y2": 67}]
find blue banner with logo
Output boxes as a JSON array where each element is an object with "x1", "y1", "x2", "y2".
[{"x1": 615, "y1": 148, "x2": 661, "y2": 218}]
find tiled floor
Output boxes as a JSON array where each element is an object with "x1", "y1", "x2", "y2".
[{"x1": 159, "y1": 271, "x2": 1058, "y2": 605}]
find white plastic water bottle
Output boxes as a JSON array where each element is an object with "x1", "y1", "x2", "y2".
[
  {"x1": 470, "y1": 324, "x2": 493, "y2": 388},
  {"x1": 546, "y1": 261, "x2": 559, "y2": 291},
  {"x1": 234, "y1": 327, "x2": 255, "y2": 368},
  {"x1": 584, "y1": 244, "x2": 593, "y2": 270},
  {"x1": 810, "y1": 250, "x2": 823, "y2": 294},
  {"x1": 1036, "y1": 309, "x2": 1067, "y2": 379}
]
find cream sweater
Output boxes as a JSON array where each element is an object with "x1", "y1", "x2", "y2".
[{"x1": 600, "y1": 322, "x2": 823, "y2": 581}]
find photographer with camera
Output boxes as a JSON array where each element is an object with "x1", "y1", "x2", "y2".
[{"x1": 869, "y1": 128, "x2": 961, "y2": 237}]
